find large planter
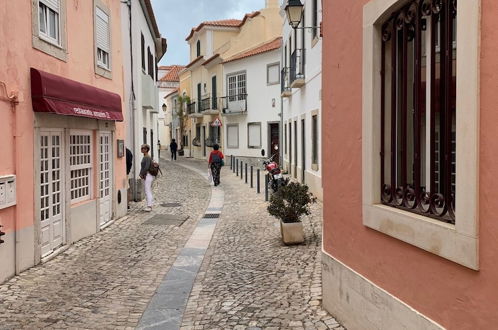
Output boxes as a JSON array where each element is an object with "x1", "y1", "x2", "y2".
[{"x1": 280, "y1": 220, "x2": 304, "y2": 245}]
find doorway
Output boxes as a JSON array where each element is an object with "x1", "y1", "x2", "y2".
[
  {"x1": 99, "y1": 132, "x2": 113, "y2": 227},
  {"x1": 269, "y1": 123, "x2": 280, "y2": 165},
  {"x1": 301, "y1": 119, "x2": 306, "y2": 183}
]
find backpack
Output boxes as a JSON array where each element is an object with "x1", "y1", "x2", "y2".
[
  {"x1": 211, "y1": 152, "x2": 223, "y2": 165},
  {"x1": 149, "y1": 161, "x2": 162, "y2": 176}
]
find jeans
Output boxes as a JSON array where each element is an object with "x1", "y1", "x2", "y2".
[
  {"x1": 144, "y1": 173, "x2": 154, "y2": 207},
  {"x1": 171, "y1": 150, "x2": 177, "y2": 160},
  {"x1": 210, "y1": 163, "x2": 222, "y2": 185}
]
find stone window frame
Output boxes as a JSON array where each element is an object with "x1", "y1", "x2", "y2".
[
  {"x1": 362, "y1": 0, "x2": 480, "y2": 270},
  {"x1": 31, "y1": 0, "x2": 68, "y2": 62},
  {"x1": 94, "y1": 0, "x2": 112, "y2": 79}
]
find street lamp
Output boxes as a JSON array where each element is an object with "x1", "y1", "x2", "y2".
[
  {"x1": 162, "y1": 103, "x2": 167, "y2": 113},
  {"x1": 284, "y1": 0, "x2": 304, "y2": 29}
]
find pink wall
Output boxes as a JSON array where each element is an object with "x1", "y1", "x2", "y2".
[
  {"x1": 322, "y1": 0, "x2": 498, "y2": 328},
  {"x1": 0, "y1": 0, "x2": 126, "y2": 234}
]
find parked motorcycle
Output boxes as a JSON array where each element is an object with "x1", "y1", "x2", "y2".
[{"x1": 261, "y1": 149, "x2": 288, "y2": 192}]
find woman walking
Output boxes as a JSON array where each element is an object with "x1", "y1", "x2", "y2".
[
  {"x1": 208, "y1": 144, "x2": 224, "y2": 186},
  {"x1": 140, "y1": 144, "x2": 154, "y2": 211}
]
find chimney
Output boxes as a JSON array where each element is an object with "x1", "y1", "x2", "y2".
[{"x1": 266, "y1": 0, "x2": 279, "y2": 8}]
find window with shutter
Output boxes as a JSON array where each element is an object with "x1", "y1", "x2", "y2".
[
  {"x1": 227, "y1": 125, "x2": 239, "y2": 149},
  {"x1": 267, "y1": 63, "x2": 280, "y2": 85},
  {"x1": 95, "y1": 7, "x2": 110, "y2": 70},
  {"x1": 248, "y1": 123, "x2": 261, "y2": 148},
  {"x1": 38, "y1": 0, "x2": 60, "y2": 45}
]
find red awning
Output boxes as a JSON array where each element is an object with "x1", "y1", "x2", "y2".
[{"x1": 31, "y1": 68, "x2": 123, "y2": 121}]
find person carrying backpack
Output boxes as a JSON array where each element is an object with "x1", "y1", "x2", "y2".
[
  {"x1": 208, "y1": 144, "x2": 224, "y2": 186},
  {"x1": 139, "y1": 144, "x2": 155, "y2": 212}
]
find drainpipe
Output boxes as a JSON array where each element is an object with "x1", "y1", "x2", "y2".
[
  {"x1": 123, "y1": 0, "x2": 138, "y2": 201},
  {"x1": 1, "y1": 82, "x2": 20, "y2": 272}
]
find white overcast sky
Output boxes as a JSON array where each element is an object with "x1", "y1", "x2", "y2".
[{"x1": 151, "y1": 0, "x2": 266, "y2": 66}]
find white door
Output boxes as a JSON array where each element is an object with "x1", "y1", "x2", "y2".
[
  {"x1": 39, "y1": 132, "x2": 64, "y2": 257},
  {"x1": 99, "y1": 132, "x2": 112, "y2": 226}
]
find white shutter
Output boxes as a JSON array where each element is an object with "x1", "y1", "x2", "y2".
[
  {"x1": 268, "y1": 64, "x2": 279, "y2": 84},
  {"x1": 248, "y1": 123, "x2": 261, "y2": 148},
  {"x1": 41, "y1": 0, "x2": 60, "y2": 12},
  {"x1": 227, "y1": 126, "x2": 239, "y2": 148},
  {"x1": 96, "y1": 7, "x2": 110, "y2": 51}
]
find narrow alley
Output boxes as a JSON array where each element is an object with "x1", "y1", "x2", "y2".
[{"x1": 0, "y1": 158, "x2": 342, "y2": 330}]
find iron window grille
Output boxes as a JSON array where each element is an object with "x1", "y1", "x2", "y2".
[{"x1": 380, "y1": 0, "x2": 457, "y2": 223}]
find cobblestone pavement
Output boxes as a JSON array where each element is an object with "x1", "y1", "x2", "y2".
[
  {"x1": 0, "y1": 157, "x2": 344, "y2": 330},
  {"x1": 0, "y1": 160, "x2": 211, "y2": 329},
  {"x1": 178, "y1": 158, "x2": 343, "y2": 330}
]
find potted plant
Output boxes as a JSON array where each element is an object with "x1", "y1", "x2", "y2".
[{"x1": 267, "y1": 182, "x2": 316, "y2": 245}]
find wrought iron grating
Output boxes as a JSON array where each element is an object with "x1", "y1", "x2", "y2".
[
  {"x1": 160, "y1": 202, "x2": 182, "y2": 208},
  {"x1": 203, "y1": 213, "x2": 220, "y2": 219}
]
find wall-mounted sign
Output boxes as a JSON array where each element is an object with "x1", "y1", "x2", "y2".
[
  {"x1": 117, "y1": 139, "x2": 124, "y2": 158},
  {"x1": 211, "y1": 117, "x2": 222, "y2": 127}
]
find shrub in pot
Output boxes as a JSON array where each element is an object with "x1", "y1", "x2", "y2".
[{"x1": 267, "y1": 182, "x2": 316, "y2": 244}]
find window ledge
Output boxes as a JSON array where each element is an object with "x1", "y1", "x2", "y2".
[{"x1": 363, "y1": 204, "x2": 478, "y2": 270}]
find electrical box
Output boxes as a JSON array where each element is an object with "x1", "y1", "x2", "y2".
[{"x1": 0, "y1": 175, "x2": 16, "y2": 209}]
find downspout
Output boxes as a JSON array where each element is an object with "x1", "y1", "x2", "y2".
[
  {"x1": 1, "y1": 82, "x2": 20, "y2": 272},
  {"x1": 123, "y1": 0, "x2": 138, "y2": 201}
]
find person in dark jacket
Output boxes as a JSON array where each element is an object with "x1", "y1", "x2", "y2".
[
  {"x1": 126, "y1": 148, "x2": 133, "y2": 175},
  {"x1": 170, "y1": 139, "x2": 178, "y2": 161},
  {"x1": 208, "y1": 144, "x2": 224, "y2": 186},
  {"x1": 139, "y1": 144, "x2": 154, "y2": 212}
]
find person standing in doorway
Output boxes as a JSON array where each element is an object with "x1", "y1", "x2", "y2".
[
  {"x1": 208, "y1": 144, "x2": 224, "y2": 186},
  {"x1": 139, "y1": 144, "x2": 154, "y2": 212},
  {"x1": 170, "y1": 139, "x2": 178, "y2": 161}
]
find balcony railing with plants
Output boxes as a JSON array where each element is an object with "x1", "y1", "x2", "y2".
[
  {"x1": 290, "y1": 48, "x2": 305, "y2": 85},
  {"x1": 221, "y1": 94, "x2": 248, "y2": 115},
  {"x1": 281, "y1": 67, "x2": 291, "y2": 95}
]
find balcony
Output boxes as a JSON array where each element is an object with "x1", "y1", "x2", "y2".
[
  {"x1": 205, "y1": 136, "x2": 220, "y2": 148},
  {"x1": 192, "y1": 136, "x2": 201, "y2": 147},
  {"x1": 221, "y1": 94, "x2": 247, "y2": 115},
  {"x1": 290, "y1": 49, "x2": 305, "y2": 88},
  {"x1": 142, "y1": 73, "x2": 158, "y2": 110},
  {"x1": 281, "y1": 67, "x2": 292, "y2": 97},
  {"x1": 187, "y1": 102, "x2": 202, "y2": 118},
  {"x1": 201, "y1": 95, "x2": 220, "y2": 115}
]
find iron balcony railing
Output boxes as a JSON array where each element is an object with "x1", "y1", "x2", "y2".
[
  {"x1": 187, "y1": 102, "x2": 197, "y2": 115},
  {"x1": 221, "y1": 94, "x2": 248, "y2": 114},
  {"x1": 281, "y1": 67, "x2": 291, "y2": 94},
  {"x1": 201, "y1": 97, "x2": 210, "y2": 112},
  {"x1": 205, "y1": 136, "x2": 220, "y2": 147},
  {"x1": 192, "y1": 136, "x2": 201, "y2": 146},
  {"x1": 290, "y1": 48, "x2": 305, "y2": 84}
]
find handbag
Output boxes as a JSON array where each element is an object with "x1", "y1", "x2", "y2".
[{"x1": 207, "y1": 168, "x2": 213, "y2": 183}]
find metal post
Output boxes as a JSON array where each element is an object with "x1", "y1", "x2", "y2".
[
  {"x1": 241, "y1": 161, "x2": 243, "y2": 180},
  {"x1": 257, "y1": 169, "x2": 260, "y2": 193},
  {"x1": 250, "y1": 166, "x2": 253, "y2": 188},
  {"x1": 230, "y1": 156, "x2": 233, "y2": 170},
  {"x1": 245, "y1": 163, "x2": 248, "y2": 184},
  {"x1": 265, "y1": 174, "x2": 269, "y2": 201},
  {"x1": 236, "y1": 159, "x2": 239, "y2": 176}
]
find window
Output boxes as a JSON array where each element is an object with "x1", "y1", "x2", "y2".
[
  {"x1": 294, "y1": 121, "x2": 297, "y2": 178},
  {"x1": 363, "y1": 0, "x2": 479, "y2": 269},
  {"x1": 312, "y1": 115, "x2": 318, "y2": 165},
  {"x1": 69, "y1": 133, "x2": 92, "y2": 203},
  {"x1": 284, "y1": 123, "x2": 287, "y2": 155},
  {"x1": 196, "y1": 40, "x2": 201, "y2": 57},
  {"x1": 227, "y1": 125, "x2": 239, "y2": 149},
  {"x1": 227, "y1": 72, "x2": 247, "y2": 101},
  {"x1": 95, "y1": 7, "x2": 110, "y2": 70},
  {"x1": 141, "y1": 33, "x2": 145, "y2": 71},
  {"x1": 39, "y1": 0, "x2": 60, "y2": 44},
  {"x1": 247, "y1": 123, "x2": 261, "y2": 148},
  {"x1": 312, "y1": 0, "x2": 318, "y2": 39},
  {"x1": 267, "y1": 63, "x2": 280, "y2": 85},
  {"x1": 147, "y1": 47, "x2": 154, "y2": 79},
  {"x1": 380, "y1": 0, "x2": 456, "y2": 224}
]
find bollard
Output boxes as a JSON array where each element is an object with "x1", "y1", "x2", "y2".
[
  {"x1": 241, "y1": 162, "x2": 243, "y2": 180},
  {"x1": 250, "y1": 166, "x2": 253, "y2": 188},
  {"x1": 230, "y1": 156, "x2": 233, "y2": 170},
  {"x1": 245, "y1": 163, "x2": 248, "y2": 184},
  {"x1": 236, "y1": 159, "x2": 239, "y2": 176},
  {"x1": 265, "y1": 174, "x2": 269, "y2": 201},
  {"x1": 257, "y1": 169, "x2": 261, "y2": 193}
]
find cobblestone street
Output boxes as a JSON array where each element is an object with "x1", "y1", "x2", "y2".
[{"x1": 0, "y1": 158, "x2": 343, "y2": 330}]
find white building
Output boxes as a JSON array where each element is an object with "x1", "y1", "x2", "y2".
[
  {"x1": 121, "y1": 0, "x2": 166, "y2": 200},
  {"x1": 157, "y1": 65, "x2": 184, "y2": 155},
  {"x1": 222, "y1": 38, "x2": 283, "y2": 163},
  {"x1": 281, "y1": 0, "x2": 322, "y2": 199}
]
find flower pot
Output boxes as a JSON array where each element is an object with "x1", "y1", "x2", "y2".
[{"x1": 280, "y1": 220, "x2": 304, "y2": 245}]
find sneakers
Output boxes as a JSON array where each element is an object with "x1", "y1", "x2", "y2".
[{"x1": 144, "y1": 206, "x2": 152, "y2": 212}]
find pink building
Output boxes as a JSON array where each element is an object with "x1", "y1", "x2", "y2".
[
  {"x1": 0, "y1": 0, "x2": 127, "y2": 283},
  {"x1": 322, "y1": 0, "x2": 497, "y2": 329}
]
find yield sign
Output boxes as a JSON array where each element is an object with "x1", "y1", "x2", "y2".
[{"x1": 211, "y1": 117, "x2": 222, "y2": 127}]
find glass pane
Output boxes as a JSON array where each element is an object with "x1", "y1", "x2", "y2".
[
  {"x1": 39, "y1": 4, "x2": 47, "y2": 33},
  {"x1": 49, "y1": 9, "x2": 57, "y2": 39}
]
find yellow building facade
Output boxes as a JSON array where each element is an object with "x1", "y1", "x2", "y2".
[{"x1": 182, "y1": 0, "x2": 281, "y2": 160}]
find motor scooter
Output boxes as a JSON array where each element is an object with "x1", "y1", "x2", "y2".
[{"x1": 261, "y1": 148, "x2": 288, "y2": 192}]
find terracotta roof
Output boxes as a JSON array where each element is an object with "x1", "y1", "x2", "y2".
[
  {"x1": 224, "y1": 37, "x2": 282, "y2": 64},
  {"x1": 164, "y1": 88, "x2": 179, "y2": 99},
  {"x1": 159, "y1": 65, "x2": 173, "y2": 70},
  {"x1": 159, "y1": 65, "x2": 186, "y2": 82},
  {"x1": 186, "y1": 11, "x2": 260, "y2": 41},
  {"x1": 185, "y1": 56, "x2": 204, "y2": 69},
  {"x1": 202, "y1": 54, "x2": 221, "y2": 66}
]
